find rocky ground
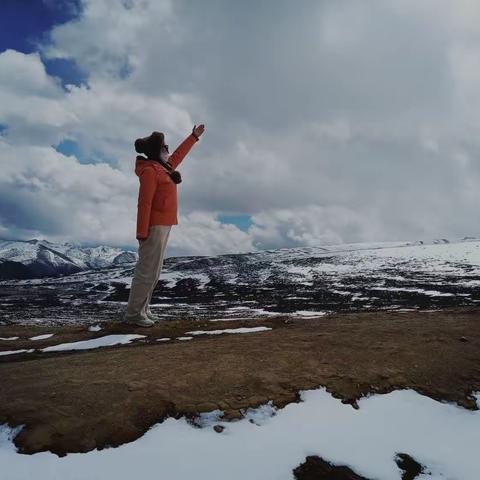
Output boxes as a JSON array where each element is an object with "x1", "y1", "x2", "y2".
[
  {"x1": 2, "y1": 239, "x2": 479, "y2": 326},
  {"x1": 1, "y1": 306, "x2": 479, "y2": 480}
]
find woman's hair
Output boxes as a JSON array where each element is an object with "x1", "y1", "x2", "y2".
[{"x1": 134, "y1": 131, "x2": 165, "y2": 159}]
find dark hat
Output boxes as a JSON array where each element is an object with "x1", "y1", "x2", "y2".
[{"x1": 134, "y1": 131, "x2": 165, "y2": 158}]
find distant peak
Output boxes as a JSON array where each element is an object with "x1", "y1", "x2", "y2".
[{"x1": 25, "y1": 238, "x2": 56, "y2": 245}]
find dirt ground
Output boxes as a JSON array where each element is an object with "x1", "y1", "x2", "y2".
[{"x1": 1, "y1": 307, "x2": 479, "y2": 457}]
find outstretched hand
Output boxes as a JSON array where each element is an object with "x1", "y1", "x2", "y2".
[{"x1": 192, "y1": 124, "x2": 205, "y2": 138}]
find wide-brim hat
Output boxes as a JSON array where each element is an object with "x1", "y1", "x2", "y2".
[{"x1": 134, "y1": 131, "x2": 165, "y2": 155}]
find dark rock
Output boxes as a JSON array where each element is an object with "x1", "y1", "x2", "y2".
[
  {"x1": 293, "y1": 455, "x2": 371, "y2": 480},
  {"x1": 395, "y1": 452, "x2": 426, "y2": 480}
]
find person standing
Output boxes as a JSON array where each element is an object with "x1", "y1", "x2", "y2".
[{"x1": 123, "y1": 124, "x2": 205, "y2": 327}]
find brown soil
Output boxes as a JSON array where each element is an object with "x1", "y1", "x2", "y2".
[{"x1": 1, "y1": 307, "x2": 479, "y2": 457}]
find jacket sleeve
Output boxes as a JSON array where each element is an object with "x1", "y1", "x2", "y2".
[
  {"x1": 136, "y1": 167, "x2": 157, "y2": 239},
  {"x1": 168, "y1": 133, "x2": 199, "y2": 170}
]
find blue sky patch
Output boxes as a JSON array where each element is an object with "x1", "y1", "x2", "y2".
[
  {"x1": 53, "y1": 139, "x2": 89, "y2": 163},
  {"x1": 54, "y1": 139, "x2": 117, "y2": 165},
  {"x1": 43, "y1": 57, "x2": 88, "y2": 89},
  {"x1": 218, "y1": 214, "x2": 253, "y2": 232},
  {"x1": 0, "y1": 1, "x2": 81, "y2": 53},
  {"x1": 0, "y1": 0, "x2": 85, "y2": 88}
]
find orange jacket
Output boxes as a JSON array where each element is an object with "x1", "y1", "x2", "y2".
[{"x1": 135, "y1": 133, "x2": 199, "y2": 239}]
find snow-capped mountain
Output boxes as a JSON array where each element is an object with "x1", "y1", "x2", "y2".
[
  {"x1": 0, "y1": 239, "x2": 136, "y2": 279},
  {"x1": 1, "y1": 236, "x2": 476, "y2": 281}
]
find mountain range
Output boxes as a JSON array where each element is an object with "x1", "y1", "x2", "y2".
[
  {"x1": 0, "y1": 236, "x2": 479, "y2": 326},
  {"x1": 0, "y1": 238, "x2": 136, "y2": 279}
]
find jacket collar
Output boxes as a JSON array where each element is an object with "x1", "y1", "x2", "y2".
[{"x1": 135, "y1": 155, "x2": 172, "y2": 177}]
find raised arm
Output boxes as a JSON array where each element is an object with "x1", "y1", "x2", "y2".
[
  {"x1": 136, "y1": 167, "x2": 157, "y2": 240},
  {"x1": 168, "y1": 133, "x2": 199, "y2": 170}
]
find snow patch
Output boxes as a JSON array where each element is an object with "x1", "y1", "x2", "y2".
[
  {"x1": 185, "y1": 327, "x2": 272, "y2": 336},
  {"x1": 241, "y1": 401, "x2": 278, "y2": 426},
  {"x1": 29, "y1": 333, "x2": 55, "y2": 340},
  {"x1": 41, "y1": 334, "x2": 145, "y2": 352},
  {"x1": 0, "y1": 349, "x2": 35, "y2": 356},
  {"x1": 291, "y1": 310, "x2": 327, "y2": 317},
  {"x1": 191, "y1": 409, "x2": 225, "y2": 428},
  {"x1": 1, "y1": 388, "x2": 479, "y2": 479},
  {"x1": 473, "y1": 391, "x2": 480, "y2": 409}
]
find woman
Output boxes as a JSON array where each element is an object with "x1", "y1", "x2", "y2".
[{"x1": 123, "y1": 124, "x2": 205, "y2": 327}]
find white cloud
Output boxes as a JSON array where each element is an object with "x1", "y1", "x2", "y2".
[
  {"x1": 0, "y1": 49, "x2": 62, "y2": 96},
  {"x1": 249, "y1": 205, "x2": 382, "y2": 249},
  {"x1": 169, "y1": 211, "x2": 255, "y2": 256},
  {"x1": 0, "y1": 139, "x2": 134, "y2": 243},
  {"x1": 38, "y1": 0, "x2": 175, "y2": 80},
  {"x1": 1, "y1": 0, "x2": 480, "y2": 255}
]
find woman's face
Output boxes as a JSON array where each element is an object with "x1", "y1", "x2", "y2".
[{"x1": 160, "y1": 144, "x2": 170, "y2": 162}]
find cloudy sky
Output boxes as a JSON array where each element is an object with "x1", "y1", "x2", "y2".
[{"x1": 0, "y1": 0, "x2": 479, "y2": 256}]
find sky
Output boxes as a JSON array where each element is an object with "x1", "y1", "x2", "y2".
[{"x1": 0, "y1": 0, "x2": 479, "y2": 256}]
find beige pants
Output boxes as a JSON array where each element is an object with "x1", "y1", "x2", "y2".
[{"x1": 124, "y1": 225, "x2": 172, "y2": 320}]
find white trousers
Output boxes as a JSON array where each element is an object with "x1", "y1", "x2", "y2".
[{"x1": 124, "y1": 225, "x2": 172, "y2": 320}]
